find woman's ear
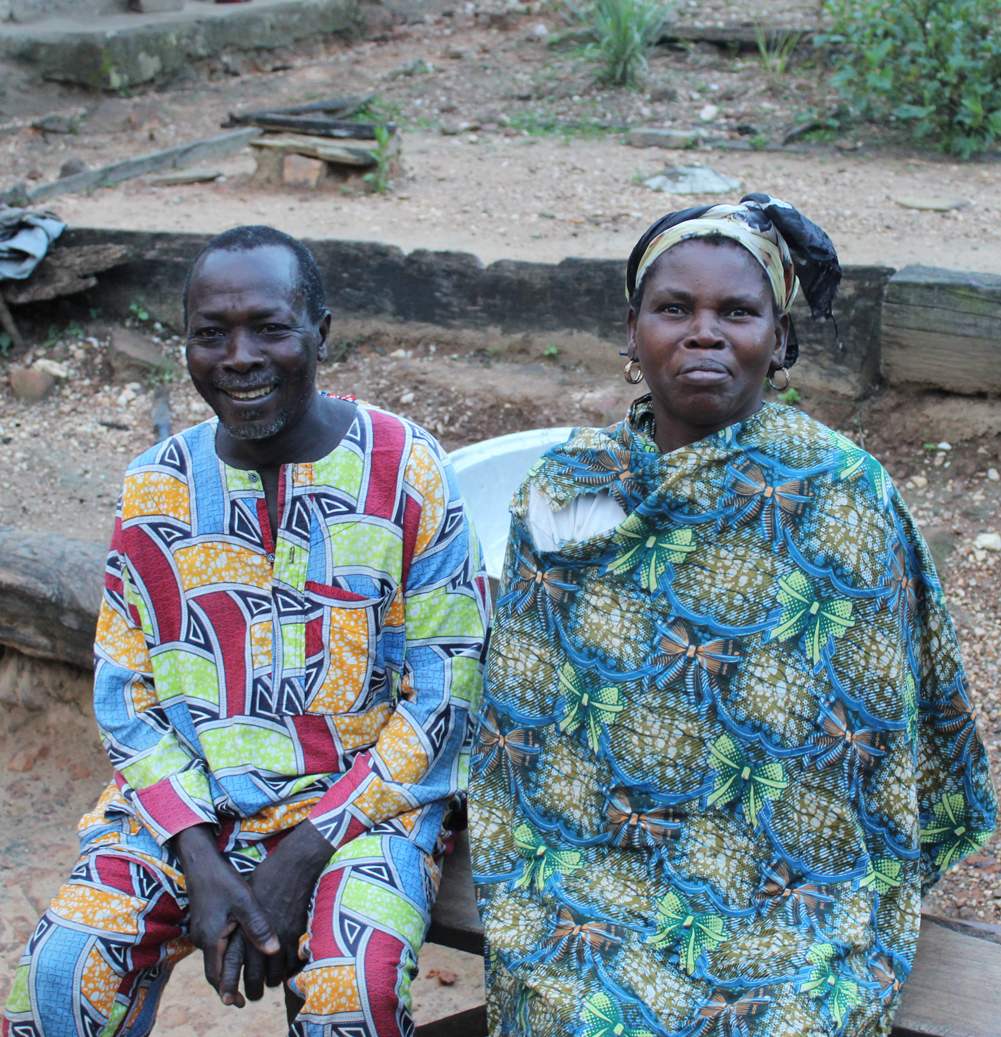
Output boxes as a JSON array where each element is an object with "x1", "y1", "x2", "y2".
[
  {"x1": 770, "y1": 312, "x2": 791, "y2": 371},
  {"x1": 626, "y1": 307, "x2": 638, "y2": 359}
]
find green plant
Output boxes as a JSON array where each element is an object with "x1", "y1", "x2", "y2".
[
  {"x1": 568, "y1": 0, "x2": 672, "y2": 88},
  {"x1": 0, "y1": 332, "x2": 11, "y2": 357},
  {"x1": 363, "y1": 125, "x2": 395, "y2": 194},
  {"x1": 543, "y1": 343, "x2": 560, "y2": 358},
  {"x1": 821, "y1": 0, "x2": 1001, "y2": 158},
  {"x1": 754, "y1": 24, "x2": 802, "y2": 87},
  {"x1": 129, "y1": 300, "x2": 150, "y2": 323},
  {"x1": 777, "y1": 386, "x2": 801, "y2": 405}
]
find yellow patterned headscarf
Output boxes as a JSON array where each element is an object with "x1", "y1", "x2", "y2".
[{"x1": 630, "y1": 204, "x2": 799, "y2": 312}]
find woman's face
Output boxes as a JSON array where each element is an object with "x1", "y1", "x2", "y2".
[{"x1": 627, "y1": 239, "x2": 789, "y2": 453}]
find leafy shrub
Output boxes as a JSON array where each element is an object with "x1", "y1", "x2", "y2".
[
  {"x1": 569, "y1": 0, "x2": 672, "y2": 88},
  {"x1": 821, "y1": 0, "x2": 1001, "y2": 157}
]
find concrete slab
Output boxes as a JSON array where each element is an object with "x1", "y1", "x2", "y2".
[{"x1": 0, "y1": 0, "x2": 357, "y2": 90}]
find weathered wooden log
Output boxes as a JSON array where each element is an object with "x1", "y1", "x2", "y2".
[
  {"x1": 25, "y1": 128, "x2": 262, "y2": 205},
  {"x1": 0, "y1": 527, "x2": 105, "y2": 670},
  {"x1": 882, "y1": 265, "x2": 1001, "y2": 395},
  {"x1": 222, "y1": 94, "x2": 373, "y2": 127},
  {"x1": 2, "y1": 244, "x2": 132, "y2": 305}
]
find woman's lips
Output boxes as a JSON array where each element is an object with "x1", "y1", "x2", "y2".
[{"x1": 678, "y1": 362, "x2": 729, "y2": 384}]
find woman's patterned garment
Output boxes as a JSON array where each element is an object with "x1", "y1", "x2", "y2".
[{"x1": 469, "y1": 398, "x2": 997, "y2": 1037}]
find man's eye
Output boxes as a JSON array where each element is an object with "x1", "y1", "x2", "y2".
[
  {"x1": 261, "y1": 324, "x2": 289, "y2": 334},
  {"x1": 191, "y1": 328, "x2": 223, "y2": 339}
]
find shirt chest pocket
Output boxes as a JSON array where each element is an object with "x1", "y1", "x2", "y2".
[{"x1": 303, "y1": 582, "x2": 385, "y2": 715}]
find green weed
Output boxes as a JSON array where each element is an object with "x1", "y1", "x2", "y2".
[
  {"x1": 567, "y1": 0, "x2": 672, "y2": 88},
  {"x1": 363, "y1": 125, "x2": 396, "y2": 194},
  {"x1": 820, "y1": 0, "x2": 1001, "y2": 158},
  {"x1": 129, "y1": 300, "x2": 150, "y2": 323},
  {"x1": 754, "y1": 25, "x2": 802, "y2": 88}
]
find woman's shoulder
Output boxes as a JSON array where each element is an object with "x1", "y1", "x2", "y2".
[
  {"x1": 747, "y1": 402, "x2": 888, "y2": 475},
  {"x1": 511, "y1": 420, "x2": 631, "y2": 516}
]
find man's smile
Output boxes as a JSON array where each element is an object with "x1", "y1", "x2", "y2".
[{"x1": 222, "y1": 385, "x2": 276, "y2": 401}]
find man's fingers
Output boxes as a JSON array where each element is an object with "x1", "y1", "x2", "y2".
[
  {"x1": 219, "y1": 930, "x2": 247, "y2": 1007},
  {"x1": 234, "y1": 896, "x2": 280, "y2": 956},
  {"x1": 265, "y1": 945, "x2": 286, "y2": 988},
  {"x1": 243, "y1": 943, "x2": 267, "y2": 1002}
]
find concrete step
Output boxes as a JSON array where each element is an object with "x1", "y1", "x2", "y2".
[{"x1": 0, "y1": 0, "x2": 357, "y2": 91}]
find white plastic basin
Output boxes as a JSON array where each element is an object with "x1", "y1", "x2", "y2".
[{"x1": 449, "y1": 427, "x2": 574, "y2": 580}]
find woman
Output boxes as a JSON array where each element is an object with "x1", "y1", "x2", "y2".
[{"x1": 468, "y1": 195, "x2": 997, "y2": 1037}]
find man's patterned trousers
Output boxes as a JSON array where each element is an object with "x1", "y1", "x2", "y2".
[{"x1": 3, "y1": 789, "x2": 440, "y2": 1037}]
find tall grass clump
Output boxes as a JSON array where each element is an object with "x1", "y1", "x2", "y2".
[
  {"x1": 569, "y1": 0, "x2": 672, "y2": 88},
  {"x1": 821, "y1": 0, "x2": 1001, "y2": 158}
]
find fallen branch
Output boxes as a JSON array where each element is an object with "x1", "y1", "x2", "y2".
[{"x1": 24, "y1": 128, "x2": 262, "y2": 205}]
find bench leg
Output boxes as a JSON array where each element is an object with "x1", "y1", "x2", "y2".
[{"x1": 415, "y1": 1005, "x2": 488, "y2": 1037}]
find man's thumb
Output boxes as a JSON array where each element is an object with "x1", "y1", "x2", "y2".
[{"x1": 236, "y1": 896, "x2": 279, "y2": 956}]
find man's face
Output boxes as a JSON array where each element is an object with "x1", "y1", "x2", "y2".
[{"x1": 185, "y1": 245, "x2": 329, "y2": 442}]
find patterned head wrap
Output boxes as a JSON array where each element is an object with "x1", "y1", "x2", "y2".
[{"x1": 625, "y1": 193, "x2": 841, "y2": 366}]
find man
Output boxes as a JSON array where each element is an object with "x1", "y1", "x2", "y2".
[{"x1": 3, "y1": 226, "x2": 488, "y2": 1037}]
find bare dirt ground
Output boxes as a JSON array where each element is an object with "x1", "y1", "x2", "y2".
[{"x1": 2, "y1": 0, "x2": 1001, "y2": 273}]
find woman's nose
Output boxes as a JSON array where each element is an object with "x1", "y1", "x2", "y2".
[{"x1": 686, "y1": 309, "x2": 723, "y2": 346}]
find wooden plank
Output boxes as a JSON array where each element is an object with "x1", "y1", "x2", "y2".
[
  {"x1": 881, "y1": 265, "x2": 1001, "y2": 395},
  {"x1": 426, "y1": 829, "x2": 484, "y2": 956},
  {"x1": 881, "y1": 322, "x2": 1001, "y2": 395},
  {"x1": 236, "y1": 115, "x2": 397, "y2": 140},
  {"x1": 249, "y1": 133, "x2": 397, "y2": 168},
  {"x1": 893, "y1": 915, "x2": 1001, "y2": 1037},
  {"x1": 223, "y1": 93, "x2": 373, "y2": 127},
  {"x1": 25, "y1": 129, "x2": 262, "y2": 204}
]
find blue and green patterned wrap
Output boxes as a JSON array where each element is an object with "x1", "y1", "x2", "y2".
[{"x1": 468, "y1": 397, "x2": 997, "y2": 1037}]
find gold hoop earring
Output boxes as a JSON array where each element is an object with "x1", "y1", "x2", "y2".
[
  {"x1": 623, "y1": 358, "x2": 643, "y2": 385},
  {"x1": 767, "y1": 366, "x2": 791, "y2": 391}
]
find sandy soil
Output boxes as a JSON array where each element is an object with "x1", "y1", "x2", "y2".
[{"x1": 2, "y1": 2, "x2": 1000, "y2": 274}]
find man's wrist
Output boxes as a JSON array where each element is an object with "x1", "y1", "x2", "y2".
[
  {"x1": 287, "y1": 819, "x2": 336, "y2": 874},
  {"x1": 171, "y1": 823, "x2": 223, "y2": 870}
]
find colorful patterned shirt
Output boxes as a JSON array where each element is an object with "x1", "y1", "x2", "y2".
[
  {"x1": 94, "y1": 402, "x2": 488, "y2": 853},
  {"x1": 470, "y1": 398, "x2": 997, "y2": 1037}
]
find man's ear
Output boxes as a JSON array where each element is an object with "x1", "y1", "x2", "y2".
[{"x1": 316, "y1": 312, "x2": 332, "y2": 362}]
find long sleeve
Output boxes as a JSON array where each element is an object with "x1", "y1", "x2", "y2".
[
  {"x1": 308, "y1": 437, "x2": 489, "y2": 847},
  {"x1": 94, "y1": 509, "x2": 216, "y2": 843}
]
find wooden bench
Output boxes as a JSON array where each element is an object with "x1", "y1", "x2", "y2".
[{"x1": 414, "y1": 832, "x2": 1001, "y2": 1037}]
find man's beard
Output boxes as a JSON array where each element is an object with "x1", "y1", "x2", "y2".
[{"x1": 222, "y1": 411, "x2": 289, "y2": 440}]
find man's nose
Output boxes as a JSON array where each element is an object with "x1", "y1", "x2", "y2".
[{"x1": 222, "y1": 328, "x2": 264, "y2": 369}]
